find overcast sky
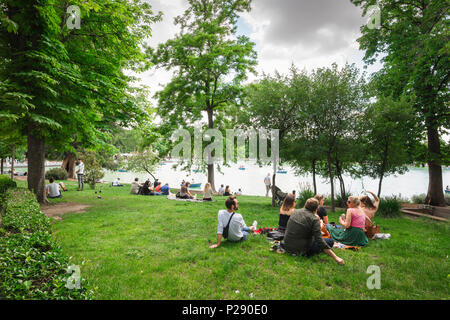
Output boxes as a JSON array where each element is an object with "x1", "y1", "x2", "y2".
[{"x1": 140, "y1": 0, "x2": 383, "y2": 99}]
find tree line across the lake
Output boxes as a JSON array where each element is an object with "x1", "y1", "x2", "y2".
[{"x1": 0, "y1": 0, "x2": 448, "y2": 207}]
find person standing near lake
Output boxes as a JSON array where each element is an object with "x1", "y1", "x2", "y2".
[
  {"x1": 76, "y1": 158, "x2": 84, "y2": 191},
  {"x1": 264, "y1": 173, "x2": 271, "y2": 197}
]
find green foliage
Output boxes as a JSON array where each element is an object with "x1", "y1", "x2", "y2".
[
  {"x1": 377, "y1": 196, "x2": 403, "y2": 218},
  {"x1": 126, "y1": 149, "x2": 160, "y2": 180},
  {"x1": 296, "y1": 189, "x2": 315, "y2": 208},
  {"x1": 335, "y1": 191, "x2": 353, "y2": 208},
  {"x1": 1, "y1": 189, "x2": 51, "y2": 233},
  {"x1": 411, "y1": 194, "x2": 427, "y2": 204},
  {"x1": 80, "y1": 151, "x2": 104, "y2": 190},
  {"x1": 45, "y1": 168, "x2": 68, "y2": 181},
  {"x1": 0, "y1": 188, "x2": 93, "y2": 299},
  {"x1": 0, "y1": 175, "x2": 16, "y2": 195}
]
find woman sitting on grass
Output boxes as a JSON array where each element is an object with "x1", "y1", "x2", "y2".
[
  {"x1": 314, "y1": 194, "x2": 328, "y2": 224},
  {"x1": 359, "y1": 190, "x2": 380, "y2": 221},
  {"x1": 224, "y1": 185, "x2": 231, "y2": 196},
  {"x1": 278, "y1": 193, "x2": 296, "y2": 233},
  {"x1": 178, "y1": 182, "x2": 194, "y2": 199},
  {"x1": 141, "y1": 180, "x2": 155, "y2": 196},
  {"x1": 327, "y1": 196, "x2": 368, "y2": 247},
  {"x1": 203, "y1": 182, "x2": 213, "y2": 201}
]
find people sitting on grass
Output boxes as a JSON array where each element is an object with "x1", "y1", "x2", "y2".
[
  {"x1": 209, "y1": 196, "x2": 257, "y2": 248},
  {"x1": 155, "y1": 182, "x2": 162, "y2": 193},
  {"x1": 153, "y1": 179, "x2": 159, "y2": 189},
  {"x1": 141, "y1": 180, "x2": 154, "y2": 196},
  {"x1": 235, "y1": 188, "x2": 242, "y2": 196},
  {"x1": 218, "y1": 184, "x2": 225, "y2": 196},
  {"x1": 278, "y1": 193, "x2": 296, "y2": 233},
  {"x1": 130, "y1": 178, "x2": 142, "y2": 194},
  {"x1": 314, "y1": 194, "x2": 328, "y2": 224},
  {"x1": 203, "y1": 182, "x2": 213, "y2": 201},
  {"x1": 160, "y1": 183, "x2": 170, "y2": 195},
  {"x1": 326, "y1": 196, "x2": 369, "y2": 247},
  {"x1": 112, "y1": 178, "x2": 124, "y2": 187},
  {"x1": 46, "y1": 178, "x2": 62, "y2": 199},
  {"x1": 280, "y1": 198, "x2": 344, "y2": 265},
  {"x1": 224, "y1": 185, "x2": 231, "y2": 196},
  {"x1": 177, "y1": 182, "x2": 195, "y2": 199}
]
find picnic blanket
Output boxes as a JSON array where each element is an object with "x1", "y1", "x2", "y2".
[{"x1": 166, "y1": 195, "x2": 204, "y2": 202}]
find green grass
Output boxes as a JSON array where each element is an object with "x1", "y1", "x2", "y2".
[{"x1": 15, "y1": 180, "x2": 450, "y2": 300}]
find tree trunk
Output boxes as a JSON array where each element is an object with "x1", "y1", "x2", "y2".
[
  {"x1": 327, "y1": 153, "x2": 335, "y2": 212},
  {"x1": 27, "y1": 124, "x2": 48, "y2": 204},
  {"x1": 10, "y1": 144, "x2": 15, "y2": 180},
  {"x1": 61, "y1": 152, "x2": 76, "y2": 179},
  {"x1": 377, "y1": 142, "x2": 388, "y2": 198},
  {"x1": 312, "y1": 159, "x2": 317, "y2": 194},
  {"x1": 206, "y1": 107, "x2": 216, "y2": 192},
  {"x1": 424, "y1": 119, "x2": 445, "y2": 206},
  {"x1": 1, "y1": 157, "x2": 3, "y2": 174}
]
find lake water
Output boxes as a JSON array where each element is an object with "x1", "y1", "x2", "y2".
[{"x1": 102, "y1": 162, "x2": 450, "y2": 200}]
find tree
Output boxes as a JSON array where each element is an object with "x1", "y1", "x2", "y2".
[
  {"x1": 359, "y1": 94, "x2": 419, "y2": 197},
  {"x1": 350, "y1": 0, "x2": 449, "y2": 206},
  {"x1": 0, "y1": 0, "x2": 160, "y2": 203},
  {"x1": 126, "y1": 148, "x2": 160, "y2": 181},
  {"x1": 151, "y1": 0, "x2": 257, "y2": 192}
]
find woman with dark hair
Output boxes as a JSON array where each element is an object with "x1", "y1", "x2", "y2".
[
  {"x1": 224, "y1": 185, "x2": 231, "y2": 196},
  {"x1": 141, "y1": 180, "x2": 154, "y2": 196},
  {"x1": 313, "y1": 194, "x2": 328, "y2": 224},
  {"x1": 359, "y1": 190, "x2": 380, "y2": 221},
  {"x1": 278, "y1": 193, "x2": 296, "y2": 233},
  {"x1": 327, "y1": 196, "x2": 368, "y2": 247}
]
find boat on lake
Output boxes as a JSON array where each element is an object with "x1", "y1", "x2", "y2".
[
  {"x1": 238, "y1": 165, "x2": 245, "y2": 170},
  {"x1": 190, "y1": 183, "x2": 202, "y2": 188},
  {"x1": 118, "y1": 169, "x2": 128, "y2": 172},
  {"x1": 277, "y1": 167, "x2": 287, "y2": 174}
]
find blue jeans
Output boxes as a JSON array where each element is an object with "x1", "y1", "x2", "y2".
[{"x1": 241, "y1": 227, "x2": 251, "y2": 241}]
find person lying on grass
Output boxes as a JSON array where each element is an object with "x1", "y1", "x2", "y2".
[
  {"x1": 209, "y1": 196, "x2": 257, "y2": 248},
  {"x1": 280, "y1": 198, "x2": 345, "y2": 265}
]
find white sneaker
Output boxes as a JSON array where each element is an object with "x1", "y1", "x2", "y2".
[{"x1": 251, "y1": 220, "x2": 258, "y2": 229}]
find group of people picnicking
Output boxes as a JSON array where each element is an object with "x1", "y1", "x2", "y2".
[
  {"x1": 130, "y1": 178, "x2": 171, "y2": 196},
  {"x1": 217, "y1": 184, "x2": 242, "y2": 197},
  {"x1": 209, "y1": 190, "x2": 381, "y2": 265}
]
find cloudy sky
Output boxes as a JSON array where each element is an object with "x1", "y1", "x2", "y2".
[{"x1": 141, "y1": 0, "x2": 383, "y2": 98}]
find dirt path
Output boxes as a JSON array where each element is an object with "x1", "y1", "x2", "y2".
[{"x1": 41, "y1": 202, "x2": 91, "y2": 221}]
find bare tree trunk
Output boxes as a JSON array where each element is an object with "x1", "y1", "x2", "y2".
[
  {"x1": 377, "y1": 143, "x2": 388, "y2": 198},
  {"x1": 424, "y1": 118, "x2": 445, "y2": 206},
  {"x1": 61, "y1": 152, "x2": 76, "y2": 179},
  {"x1": 327, "y1": 153, "x2": 335, "y2": 212},
  {"x1": 1, "y1": 157, "x2": 3, "y2": 174},
  {"x1": 10, "y1": 144, "x2": 15, "y2": 180},
  {"x1": 206, "y1": 108, "x2": 216, "y2": 192},
  {"x1": 27, "y1": 124, "x2": 48, "y2": 204},
  {"x1": 312, "y1": 159, "x2": 317, "y2": 194}
]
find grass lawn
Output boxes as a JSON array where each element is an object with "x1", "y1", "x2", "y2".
[{"x1": 17, "y1": 180, "x2": 450, "y2": 299}]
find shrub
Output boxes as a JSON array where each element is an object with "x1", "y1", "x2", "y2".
[
  {"x1": 296, "y1": 189, "x2": 315, "y2": 208},
  {"x1": 80, "y1": 150, "x2": 104, "y2": 189},
  {"x1": 411, "y1": 194, "x2": 426, "y2": 204},
  {"x1": 335, "y1": 191, "x2": 352, "y2": 208},
  {"x1": 45, "y1": 168, "x2": 68, "y2": 181},
  {"x1": 378, "y1": 196, "x2": 402, "y2": 218},
  {"x1": 1, "y1": 189, "x2": 51, "y2": 233},
  {"x1": 0, "y1": 188, "x2": 93, "y2": 299},
  {"x1": 0, "y1": 175, "x2": 17, "y2": 195}
]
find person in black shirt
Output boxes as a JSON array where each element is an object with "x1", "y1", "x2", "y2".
[
  {"x1": 278, "y1": 193, "x2": 296, "y2": 232},
  {"x1": 313, "y1": 194, "x2": 328, "y2": 224}
]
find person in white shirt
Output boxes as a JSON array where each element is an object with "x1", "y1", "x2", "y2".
[
  {"x1": 112, "y1": 177, "x2": 124, "y2": 187},
  {"x1": 46, "y1": 178, "x2": 62, "y2": 198},
  {"x1": 217, "y1": 184, "x2": 225, "y2": 196},
  {"x1": 209, "y1": 196, "x2": 257, "y2": 248},
  {"x1": 130, "y1": 178, "x2": 142, "y2": 194},
  {"x1": 235, "y1": 188, "x2": 242, "y2": 196},
  {"x1": 76, "y1": 158, "x2": 85, "y2": 191},
  {"x1": 264, "y1": 173, "x2": 271, "y2": 197}
]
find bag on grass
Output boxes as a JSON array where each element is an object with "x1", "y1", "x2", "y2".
[
  {"x1": 267, "y1": 230, "x2": 285, "y2": 241},
  {"x1": 365, "y1": 217, "x2": 380, "y2": 239}
]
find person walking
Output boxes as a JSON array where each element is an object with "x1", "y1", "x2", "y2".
[
  {"x1": 264, "y1": 173, "x2": 271, "y2": 197},
  {"x1": 76, "y1": 158, "x2": 85, "y2": 191}
]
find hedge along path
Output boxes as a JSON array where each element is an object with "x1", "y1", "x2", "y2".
[{"x1": 41, "y1": 202, "x2": 91, "y2": 221}]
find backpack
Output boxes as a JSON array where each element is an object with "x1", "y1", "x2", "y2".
[{"x1": 223, "y1": 212, "x2": 235, "y2": 239}]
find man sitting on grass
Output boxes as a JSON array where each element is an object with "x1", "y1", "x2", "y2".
[
  {"x1": 46, "y1": 178, "x2": 62, "y2": 199},
  {"x1": 209, "y1": 196, "x2": 257, "y2": 248},
  {"x1": 281, "y1": 198, "x2": 345, "y2": 265}
]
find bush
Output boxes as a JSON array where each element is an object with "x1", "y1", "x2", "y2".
[
  {"x1": 0, "y1": 175, "x2": 17, "y2": 195},
  {"x1": 335, "y1": 191, "x2": 352, "y2": 208},
  {"x1": 45, "y1": 168, "x2": 68, "y2": 181},
  {"x1": 1, "y1": 189, "x2": 51, "y2": 233},
  {"x1": 80, "y1": 150, "x2": 104, "y2": 189},
  {"x1": 0, "y1": 188, "x2": 93, "y2": 299},
  {"x1": 378, "y1": 196, "x2": 402, "y2": 218},
  {"x1": 296, "y1": 189, "x2": 315, "y2": 208},
  {"x1": 411, "y1": 193, "x2": 426, "y2": 204}
]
